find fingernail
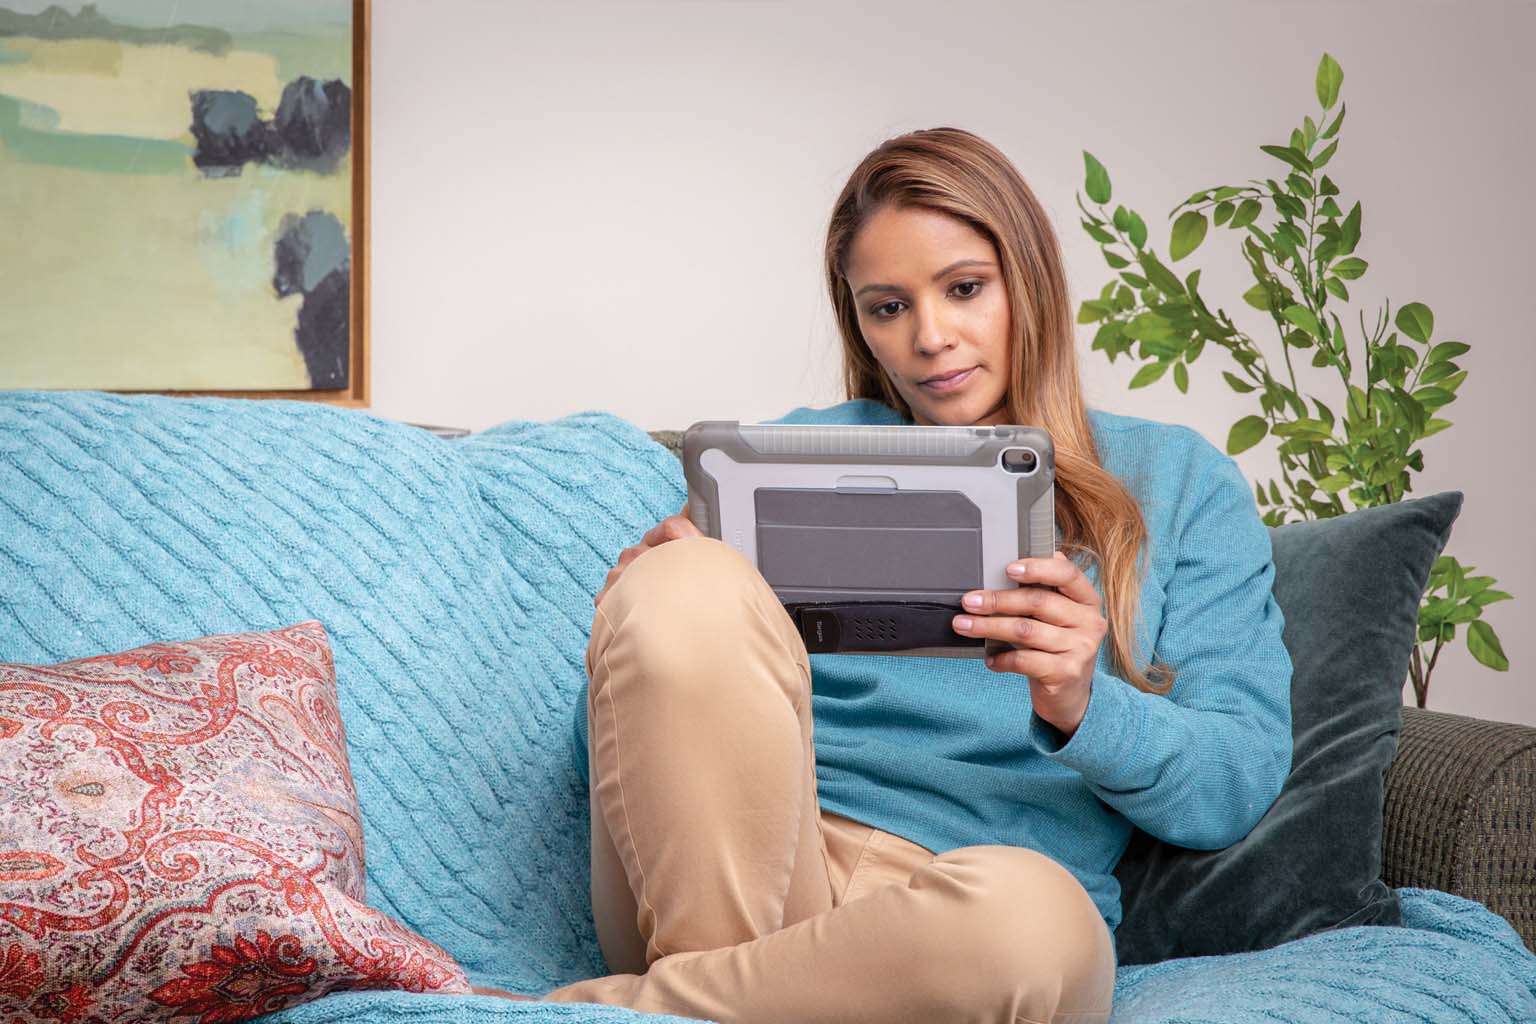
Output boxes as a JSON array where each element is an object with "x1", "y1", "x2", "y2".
[
  {"x1": 962, "y1": 593, "x2": 982, "y2": 609},
  {"x1": 1006, "y1": 563, "x2": 1026, "y2": 578},
  {"x1": 954, "y1": 615, "x2": 973, "y2": 630}
]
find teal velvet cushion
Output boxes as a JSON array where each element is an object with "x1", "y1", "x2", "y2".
[{"x1": 1111, "y1": 490, "x2": 1464, "y2": 965}]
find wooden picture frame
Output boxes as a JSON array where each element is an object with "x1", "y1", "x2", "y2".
[
  {"x1": 0, "y1": 0, "x2": 370, "y2": 407},
  {"x1": 133, "y1": 0, "x2": 370, "y2": 408}
]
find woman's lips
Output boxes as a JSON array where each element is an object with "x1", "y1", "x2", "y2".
[{"x1": 921, "y1": 366, "x2": 977, "y2": 393}]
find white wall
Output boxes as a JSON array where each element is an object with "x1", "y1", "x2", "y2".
[{"x1": 370, "y1": 0, "x2": 1535, "y2": 726}]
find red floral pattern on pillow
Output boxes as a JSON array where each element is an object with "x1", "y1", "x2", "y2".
[{"x1": 0, "y1": 621, "x2": 470, "y2": 1023}]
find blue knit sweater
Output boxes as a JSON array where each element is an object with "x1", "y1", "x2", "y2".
[{"x1": 576, "y1": 398, "x2": 1294, "y2": 941}]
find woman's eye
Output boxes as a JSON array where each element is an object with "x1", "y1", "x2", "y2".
[
  {"x1": 953, "y1": 280, "x2": 983, "y2": 298},
  {"x1": 872, "y1": 301, "x2": 904, "y2": 319}
]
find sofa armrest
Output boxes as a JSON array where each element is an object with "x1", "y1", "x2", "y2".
[
  {"x1": 1384, "y1": 706, "x2": 1536, "y2": 949},
  {"x1": 649, "y1": 430, "x2": 684, "y2": 459}
]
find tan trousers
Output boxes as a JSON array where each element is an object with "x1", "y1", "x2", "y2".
[{"x1": 541, "y1": 536, "x2": 1115, "y2": 1024}]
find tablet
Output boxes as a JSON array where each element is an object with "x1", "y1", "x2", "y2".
[{"x1": 681, "y1": 420, "x2": 1057, "y2": 659}]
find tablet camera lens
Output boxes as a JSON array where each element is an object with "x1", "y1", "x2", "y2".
[{"x1": 1002, "y1": 448, "x2": 1038, "y2": 474}]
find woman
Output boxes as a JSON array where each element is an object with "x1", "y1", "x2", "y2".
[{"x1": 516, "y1": 127, "x2": 1294, "y2": 1022}]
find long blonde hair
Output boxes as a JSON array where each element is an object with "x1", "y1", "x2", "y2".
[{"x1": 825, "y1": 126, "x2": 1175, "y2": 695}]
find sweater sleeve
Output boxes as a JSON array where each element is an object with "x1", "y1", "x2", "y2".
[{"x1": 1026, "y1": 451, "x2": 1294, "y2": 850}]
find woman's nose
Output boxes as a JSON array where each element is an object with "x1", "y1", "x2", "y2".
[{"x1": 912, "y1": 304, "x2": 954, "y2": 355}]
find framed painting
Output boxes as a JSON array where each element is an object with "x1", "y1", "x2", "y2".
[{"x1": 0, "y1": 0, "x2": 370, "y2": 405}]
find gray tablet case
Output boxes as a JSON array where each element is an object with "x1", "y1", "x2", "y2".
[{"x1": 682, "y1": 420, "x2": 1057, "y2": 659}]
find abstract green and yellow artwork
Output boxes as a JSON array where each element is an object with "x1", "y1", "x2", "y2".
[{"x1": 0, "y1": 1, "x2": 362, "y2": 393}]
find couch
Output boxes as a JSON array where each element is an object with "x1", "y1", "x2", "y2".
[{"x1": 1, "y1": 391, "x2": 1533, "y2": 1024}]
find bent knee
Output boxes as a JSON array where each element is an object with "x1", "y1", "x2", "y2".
[
  {"x1": 589, "y1": 536, "x2": 805, "y2": 688},
  {"x1": 603, "y1": 535, "x2": 759, "y2": 618},
  {"x1": 909, "y1": 846, "x2": 1113, "y2": 1009}
]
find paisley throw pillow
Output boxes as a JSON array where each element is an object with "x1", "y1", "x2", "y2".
[{"x1": 0, "y1": 621, "x2": 470, "y2": 1023}]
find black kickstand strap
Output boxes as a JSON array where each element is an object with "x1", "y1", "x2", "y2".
[{"x1": 785, "y1": 601, "x2": 982, "y2": 654}]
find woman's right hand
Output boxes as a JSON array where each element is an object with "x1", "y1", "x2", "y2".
[{"x1": 594, "y1": 500, "x2": 703, "y2": 609}]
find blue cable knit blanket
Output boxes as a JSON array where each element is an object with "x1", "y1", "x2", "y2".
[{"x1": 1, "y1": 391, "x2": 1532, "y2": 1024}]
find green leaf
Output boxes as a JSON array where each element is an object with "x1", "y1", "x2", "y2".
[
  {"x1": 1213, "y1": 200, "x2": 1235, "y2": 226},
  {"x1": 1169, "y1": 211, "x2": 1209, "y2": 261},
  {"x1": 1092, "y1": 321, "x2": 1124, "y2": 357},
  {"x1": 1082, "y1": 220, "x2": 1115, "y2": 245},
  {"x1": 1417, "y1": 361, "x2": 1459, "y2": 385},
  {"x1": 1127, "y1": 210, "x2": 1148, "y2": 249},
  {"x1": 1084, "y1": 151, "x2": 1112, "y2": 204},
  {"x1": 1286, "y1": 173, "x2": 1315, "y2": 199},
  {"x1": 1428, "y1": 340, "x2": 1470, "y2": 362},
  {"x1": 1446, "y1": 603, "x2": 1482, "y2": 625},
  {"x1": 1173, "y1": 361, "x2": 1189, "y2": 393},
  {"x1": 1230, "y1": 198, "x2": 1262, "y2": 229},
  {"x1": 1346, "y1": 385, "x2": 1369, "y2": 421},
  {"x1": 1422, "y1": 417, "x2": 1453, "y2": 437},
  {"x1": 1413, "y1": 386, "x2": 1455, "y2": 409},
  {"x1": 1312, "y1": 139, "x2": 1339, "y2": 169},
  {"x1": 1421, "y1": 596, "x2": 1457, "y2": 626},
  {"x1": 1339, "y1": 201, "x2": 1362, "y2": 254},
  {"x1": 1119, "y1": 271, "x2": 1149, "y2": 288},
  {"x1": 1320, "y1": 100, "x2": 1347, "y2": 139},
  {"x1": 1243, "y1": 282, "x2": 1271, "y2": 311},
  {"x1": 1316, "y1": 53, "x2": 1344, "y2": 110},
  {"x1": 1126, "y1": 311, "x2": 1176, "y2": 340},
  {"x1": 1223, "y1": 371, "x2": 1256, "y2": 393},
  {"x1": 1468, "y1": 620, "x2": 1510, "y2": 671},
  {"x1": 1332, "y1": 257, "x2": 1368, "y2": 280},
  {"x1": 1273, "y1": 193, "x2": 1308, "y2": 220},
  {"x1": 1390, "y1": 388, "x2": 1427, "y2": 434},
  {"x1": 1227, "y1": 415, "x2": 1268, "y2": 455},
  {"x1": 1471, "y1": 589, "x2": 1513, "y2": 608},
  {"x1": 1138, "y1": 336, "x2": 1183, "y2": 359},
  {"x1": 1103, "y1": 249, "x2": 1130, "y2": 268},
  {"x1": 1129, "y1": 361, "x2": 1170, "y2": 389},
  {"x1": 1272, "y1": 417, "x2": 1332, "y2": 439},
  {"x1": 1260, "y1": 145, "x2": 1313, "y2": 174},
  {"x1": 1113, "y1": 205, "x2": 1132, "y2": 233},
  {"x1": 1318, "y1": 473, "x2": 1352, "y2": 493},
  {"x1": 1283, "y1": 304, "x2": 1323, "y2": 339},
  {"x1": 1324, "y1": 277, "x2": 1350, "y2": 301},
  {"x1": 1460, "y1": 576, "x2": 1495, "y2": 600},
  {"x1": 1077, "y1": 300, "x2": 1113, "y2": 324},
  {"x1": 1140, "y1": 253, "x2": 1186, "y2": 296},
  {"x1": 1396, "y1": 302, "x2": 1435, "y2": 344}
]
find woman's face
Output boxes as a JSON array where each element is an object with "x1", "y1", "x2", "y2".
[{"x1": 843, "y1": 204, "x2": 1012, "y2": 427}]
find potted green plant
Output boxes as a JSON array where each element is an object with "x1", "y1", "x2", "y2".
[{"x1": 1073, "y1": 52, "x2": 1511, "y2": 708}]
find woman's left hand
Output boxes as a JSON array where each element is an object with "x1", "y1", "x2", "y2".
[{"x1": 950, "y1": 551, "x2": 1107, "y2": 738}]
